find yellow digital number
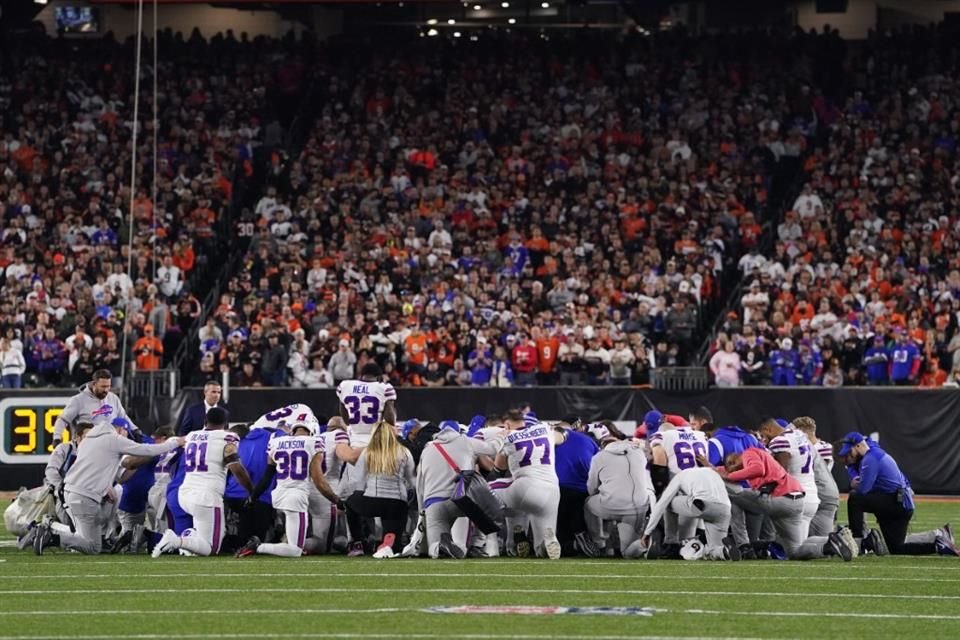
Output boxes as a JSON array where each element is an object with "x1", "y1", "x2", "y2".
[
  {"x1": 45, "y1": 408, "x2": 66, "y2": 452},
  {"x1": 12, "y1": 408, "x2": 37, "y2": 453}
]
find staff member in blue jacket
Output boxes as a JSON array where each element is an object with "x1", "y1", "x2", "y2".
[{"x1": 840, "y1": 432, "x2": 958, "y2": 556}]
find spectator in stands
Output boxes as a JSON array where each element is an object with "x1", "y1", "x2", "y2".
[
  {"x1": 0, "y1": 338, "x2": 25, "y2": 389},
  {"x1": 134, "y1": 325, "x2": 163, "y2": 371},
  {"x1": 327, "y1": 339, "x2": 357, "y2": 385},
  {"x1": 709, "y1": 340, "x2": 742, "y2": 388}
]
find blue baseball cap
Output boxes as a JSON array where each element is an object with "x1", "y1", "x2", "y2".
[
  {"x1": 466, "y1": 415, "x2": 486, "y2": 438},
  {"x1": 775, "y1": 418, "x2": 789, "y2": 428},
  {"x1": 438, "y1": 420, "x2": 460, "y2": 433},
  {"x1": 837, "y1": 432, "x2": 866, "y2": 458},
  {"x1": 643, "y1": 410, "x2": 663, "y2": 430},
  {"x1": 400, "y1": 419, "x2": 420, "y2": 440},
  {"x1": 523, "y1": 412, "x2": 539, "y2": 429}
]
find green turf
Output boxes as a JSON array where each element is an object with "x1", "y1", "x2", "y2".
[{"x1": 2, "y1": 500, "x2": 959, "y2": 640}]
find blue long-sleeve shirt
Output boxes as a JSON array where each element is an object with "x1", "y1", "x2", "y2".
[
  {"x1": 225, "y1": 428, "x2": 275, "y2": 503},
  {"x1": 854, "y1": 446, "x2": 910, "y2": 496},
  {"x1": 708, "y1": 426, "x2": 762, "y2": 466},
  {"x1": 554, "y1": 430, "x2": 598, "y2": 493}
]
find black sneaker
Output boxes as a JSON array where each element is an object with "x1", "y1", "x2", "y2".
[
  {"x1": 660, "y1": 543, "x2": 682, "y2": 560},
  {"x1": 827, "y1": 532, "x2": 853, "y2": 562},
  {"x1": 513, "y1": 525, "x2": 530, "y2": 558},
  {"x1": 33, "y1": 521, "x2": 53, "y2": 556},
  {"x1": 574, "y1": 531, "x2": 601, "y2": 558},
  {"x1": 738, "y1": 543, "x2": 757, "y2": 560},
  {"x1": 466, "y1": 546, "x2": 489, "y2": 558},
  {"x1": 438, "y1": 533, "x2": 465, "y2": 559},
  {"x1": 723, "y1": 536, "x2": 741, "y2": 561},
  {"x1": 235, "y1": 536, "x2": 261, "y2": 558},
  {"x1": 865, "y1": 529, "x2": 888, "y2": 556},
  {"x1": 110, "y1": 530, "x2": 134, "y2": 555}
]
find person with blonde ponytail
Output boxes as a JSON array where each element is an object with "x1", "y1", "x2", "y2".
[{"x1": 344, "y1": 421, "x2": 415, "y2": 558}]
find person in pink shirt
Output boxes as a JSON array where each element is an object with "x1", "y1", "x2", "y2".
[
  {"x1": 701, "y1": 447, "x2": 856, "y2": 561},
  {"x1": 709, "y1": 340, "x2": 742, "y2": 387}
]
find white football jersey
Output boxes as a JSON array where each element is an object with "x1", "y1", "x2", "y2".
[
  {"x1": 651, "y1": 427, "x2": 708, "y2": 475},
  {"x1": 320, "y1": 429, "x2": 350, "y2": 489},
  {"x1": 336, "y1": 379, "x2": 396, "y2": 447},
  {"x1": 153, "y1": 450, "x2": 177, "y2": 487},
  {"x1": 268, "y1": 434, "x2": 324, "y2": 512},
  {"x1": 813, "y1": 438, "x2": 834, "y2": 471},
  {"x1": 768, "y1": 429, "x2": 819, "y2": 499},
  {"x1": 250, "y1": 404, "x2": 320, "y2": 433},
  {"x1": 178, "y1": 429, "x2": 239, "y2": 503},
  {"x1": 498, "y1": 424, "x2": 558, "y2": 484}
]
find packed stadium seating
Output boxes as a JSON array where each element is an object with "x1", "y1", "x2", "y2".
[
  {"x1": 5, "y1": 25, "x2": 959, "y2": 388},
  {"x1": 0, "y1": 28, "x2": 305, "y2": 387}
]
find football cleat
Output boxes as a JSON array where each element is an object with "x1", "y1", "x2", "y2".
[
  {"x1": 935, "y1": 533, "x2": 960, "y2": 557},
  {"x1": 738, "y1": 544, "x2": 757, "y2": 561},
  {"x1": 438, "y1": 533, "x2": 465, "y2": 560},
  {"x1": 33, "y1": 520, "x2": 53, "y2": 556},
  {"x1": 827, "y1": 531, "x2": 853, "y2": 562},
  {"x1": 513, "y1": 525, "x2": 530, "y2": 558},
  {"x1": 347, "y1": 541, "x2": 365, "y2": 557},
  {"x1": 235, "y1": 536, "x2": 261, "y2": 558},
  {"x1": 151, "y1": 529, "x2": 180, "y2": 558},
  {"x1": 722, "y1": 535, "x2": 741, "y2": 561},
  {"x1": 838, "y1": 527, "x2": 860, "y2": 558},
  {"x1": 110, "y1": 529, "x2": 134, "y2": 555},
  {"x1": 466, "y1": 546, "x2": 489, "y2": 559},
  {"x1": 543, "y1": 528, "x2": 562, "y2": 560},
  {"x1": 17, "y1": 523, "x2": 38, "y2": 552},
  {"x1": 943, "y1": 523, "x2": 956, "y2": 546},
  {"x1": 573, "y1": 531, "x2": 601, "y2": 558}
]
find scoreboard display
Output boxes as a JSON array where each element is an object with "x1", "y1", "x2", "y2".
[{"x1": 0, "y1": 397, "x2": 70, "y2": 464}]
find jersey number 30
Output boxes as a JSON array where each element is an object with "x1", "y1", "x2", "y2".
[
  {"x1": 275, "y1": 449, "x2": 310, "y2": 481},
  {"x1": 343, "y1": 395, "x2": 381, "y2": 425}
]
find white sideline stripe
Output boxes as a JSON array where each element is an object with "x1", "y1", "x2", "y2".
[
  {"x1": 0, "y1": 635, "x2": 756, "y2": 640},
  {"x1": 3, "y1": 572, "x2": 959, "y2": 583},
  {"x1": 0, "y1": 586, "x2": 956, "y2": 601},
  {"x1": 0, "y1": 609, "x2": 404, "y2": 617},
  {"x1": 15, "y1": 559, "x2": 960, "y2": 571},
  {"x1": 679, "y1": 608, "x2": 960, "y2": 621}
]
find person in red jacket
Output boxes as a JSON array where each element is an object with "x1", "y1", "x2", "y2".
[
  {"x1": 511, "y1": 334, "x2": 539, "y2": 387},
  {"x1": 701, "y1": 447, "x2": 856, "y2": 562}
]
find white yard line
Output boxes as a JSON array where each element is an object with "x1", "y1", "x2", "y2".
[
  {"x1": 0, "y1": 586, "x2": 954, "y2": 601},
  {"x1": 0, "y1": 635, "x2": 763, "y2": 640},
  {"x1": 676, "y1": 608, "x2": 960, "y2": 621},
  {"x1": 9, "y1": 558, "x2": 960, "y2": 571},
  {"x1": 1, "y1": 571, "x2": 958, "y2": 583}
]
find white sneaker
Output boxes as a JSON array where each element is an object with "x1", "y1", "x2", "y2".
[
  {"x1": 373, "y1": 545, "x2": 397, "y2": 559},
  {"x1": 543, "y1": 528, "x2": 562, "y2": 560},
  {"x1": 151, "y1": 529, "x2": 180, "y2": 558},
  {"x1": 839, "y1": 527, "x2": 860, "y2": 559}
]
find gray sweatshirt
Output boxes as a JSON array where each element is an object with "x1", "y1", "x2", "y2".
[
  {"x1": 353, "y1": 445, "x2": 416, "y2": 501},
  {"x1": 63, "y1": 423, "x2": 180, "y2": 502},
  {"x1": 586, "y1": 441, "x2": 650, "y2": 515},
  {"x1": 54, "y1": 385, "x2": 138, "y2": 440},
  {"x1": 812, "y1": 449, "x2": 839, "y2": 504},
  {"x1": 45, "y1": 442, "x2": 78, "y2": 490},
  {"x1": 416, "y1": 429, "x2": 498, "y2": 508}
]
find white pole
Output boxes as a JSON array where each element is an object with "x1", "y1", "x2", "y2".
[{"x1": 119, "y1": 0, "x2": 146, "y2": 393}]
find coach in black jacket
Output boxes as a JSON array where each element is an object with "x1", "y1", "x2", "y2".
[{"x1": 177, "y1": 380, "x2": 229, "y2": 435}]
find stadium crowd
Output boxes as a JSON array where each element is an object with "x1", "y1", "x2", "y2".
[
  {"x1": 196, "y1": 28, "x2": 825, "y2": 389},
  {"x1": 709, "y1": 25, "x2": 960, "y2": 388},
  {"x1": 0, "y1": 29, "x2": 304, "y2": 388}
]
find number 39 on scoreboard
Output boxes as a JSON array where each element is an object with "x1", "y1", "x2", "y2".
[{"x1": 0, "y1": 397, "x2": 70, "y2": 464}]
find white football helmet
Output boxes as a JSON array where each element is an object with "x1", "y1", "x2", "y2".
[{"x1": 680, "y1": 538, "x2": 705, "y2": 561}]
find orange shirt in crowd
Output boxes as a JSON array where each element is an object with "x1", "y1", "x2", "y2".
[
  {"x1": 536, "y1": 336, "x2": 560, "y2": 373},
  {"x1": 404, "y1": 333, "x2": 428, "y2": 366}
]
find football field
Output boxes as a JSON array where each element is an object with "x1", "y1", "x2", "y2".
[{"x1": 1, "y1": 500, "x2": 959, "y2": 640}]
